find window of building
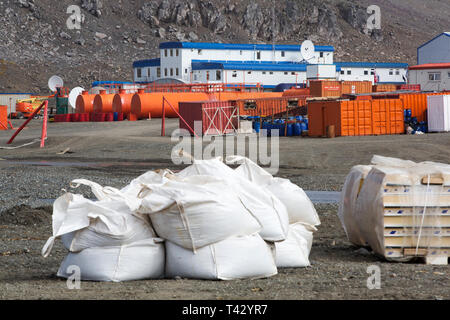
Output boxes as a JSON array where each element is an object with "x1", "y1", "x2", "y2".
[
  {"x1": 216, "y1": 70, "x2": 222, "y2": 81},
  {"x1": 176, "y1": 68, "x2": 179, "y2": 76},
  {"x1": 371, "y1": 69, "x2": 375, "y2": 75},
  {"x1": 194, "y1": 74, "x2": 198, "y2": 81},
  {"x1": 284, "y1": 72, "x2": 288, "y2": 75},
  {"x1": 157, "y1": 68, "x2": 161, "y2": 78},
  {"x1": 170, "y1": 49, "x2": 173, "y2": 57},
  {"x1": 248, "y1": 71, "x2": 252, "y2": 75},
  {"x1": 269, "y1": 71, "x2": 273, "y2": 75},
  {"x1": 256, "y1": 51, "x2": 261, "y2": 60},
  {"x1": 395, "y1": 69, "x2": 400, "y2": 75},
  {"x1": 389, "y1": 69, "x2": 394, "y2": 75},
  {"x1": 176, "y1": 49, "x2": 179, "y2": 57},
  {"x1": 448, "y1": 72, "x2": 450, "y2": 79},
  {"x1": 320, "y1": 52, "x2": 324, "y2": 58},
  {"x1": 262, "y1": 71, "x2": 266, "y2": 75},
  {"x1": 428, "y1": 72, "x2": 441, "y2": 81},
  {"x1": 198, "y1": 49, "x2": 202, "y2": 55},
  {"x1": 164, "y1": 49, "x2": 168, "y2": 57},
  {"x1": 232, "y1": 71, "x2": 237, "y2": 78},
  {"x1": 347, "y1": 70, "x2": 352, "y2": 75},
  {"x1": 291, "y1": 72, "x2": 295, "y2": 75},
  {"x1": 364, "y1": 70, "x2": 369, "y2": 75},
  {"x1": 240, "y1": 50, "x2": 243, "y2": 55},
  {"x1": 281, "y1": 51, "x2": 285, "y2": 57},
  {"x1": 340, "y1": 70, "x2": 345, "y2": 75},
  {"x1": 164, "y1": 68, "x2": 168, "y2": 77},
  {"x1": 170, "y1": 68, "x2": 173, "y2": 77},
  {"x1": 185, "y1": 68, "x2": 188, "y2": 74},
  {"x1": 137, "y1": 68, "x2": 142, "y2": 78},
  {"x1": 206, "y1": 71, "x2": 210, "y2": 81}
]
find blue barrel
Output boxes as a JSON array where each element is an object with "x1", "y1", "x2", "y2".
[
  {"x1": 300, "y1": 122, "x2": 308, "y2": 131},
  {"x1": 296, "y1": 116, "x2": 304, "y2": 122},
  {"x1": 254, "y1": 122, "x2": 261, "y2": 133},
  {"x1": 279, "y1": 124, "x2": 285, "y2": 137},
  {"x1": 405, "y1": 109, "x2": 412, "y2": 118},
  {"x1": 286, "y1": 123, "x2": 294, "y2": 137},
  {"x1": 294, "y1": 123, "x2": 302, "y2": 136},
  {"x1": 113, "y1": 112, "x2": 119, "y2": 121}
]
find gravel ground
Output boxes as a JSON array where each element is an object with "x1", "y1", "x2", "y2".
[{"x1": 0, "y1": 120, "x2": 449, "y2": 300}]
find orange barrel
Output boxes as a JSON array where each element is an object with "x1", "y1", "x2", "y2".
[
  {"x1": 131, "y1": 92, "x2": 210, "y2": 119},
  {"x1": 93, "y1": 90, "x2": 115, "y2": 113},
  {"x1": 76, "y1": 91, "x2": 96, "y2": 114},
  {"x1": 112, "y1": 89, "x2": 134, "y2": 115}
]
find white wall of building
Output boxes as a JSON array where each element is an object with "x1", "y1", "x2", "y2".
[
  {"x1": 418, "y1": 33, "x2": 450, "y2": 65},
  {"x1": 337, "y1": 67, "x2": 407, "y2": 84},
  {"x1": 409, "y1": 68, "x2": 450, "y2": 91},
  {"x1": 191, "y1": 69, "x2": 308, "y2": 87}
]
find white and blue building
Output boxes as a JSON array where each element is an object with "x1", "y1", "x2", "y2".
[{"x1": 132, "y1": 41, "x2": 409, "y2": 88}]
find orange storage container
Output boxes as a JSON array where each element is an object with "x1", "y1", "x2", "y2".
[
  {"x1": 75, "y1": 91, "x2": 96, "y2": 114},
  {"x1": 0, "y1": 105, "x2": 7, "y2": 130},
  {"x1": 93, "y1": 90, "x2": 115, "y2": 113},
  {"x1": 112, "y1": 89, "x2": 134, "y2": 116},
  {"x1": 309, "y1": 80, "x2": 342, "y2": 97},
  {"x1": 235, "y1": 97, "x2": 308, "y2": 117},
  {"x1": 372, "y1": 84, "x2": 398, "y2": 93},
  {"x1": 282, "y1": 88, "x2": 311, "y2": 97},
  {"x1": 308, "y1": 99, "x2": 404, "y2": 137},
  {"x1": 341, "y1": 81, "x2": 373, "y2": 95}
]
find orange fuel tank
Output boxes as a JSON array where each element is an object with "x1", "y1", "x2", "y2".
[
  {"x1": 131, "y1": 92, "x2": 211, "y2": 119},
  {"x1": 75, "y1": 91, "x2": 96, "y2": 114},
  {"x1": 112, "y1": 89, "x2": 134, "y2": 115},
  {"x1": 93, "y1": 90, "x2": 115, "y2": 113}
]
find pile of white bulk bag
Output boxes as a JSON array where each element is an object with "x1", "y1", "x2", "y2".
[{"x1": 43, "y1": 156, "x2": 319, "y2": 281}]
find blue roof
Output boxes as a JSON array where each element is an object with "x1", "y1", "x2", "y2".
[
  {"x1": 132, "y1": 58, "x2": 161, "y2": 68},
  {"x1": 192, "y1": 61, "x2": 311, "y2": 72},
  {"x1": 335, "y1": 62, "x2": 408, "y2": 69},
  {"x1": 160, "y1": 42, "x2": 335, "y2": 52},
  {"x1": 0, "y1": 93, "x2": 33, "y2": 95},
  {"x1": 92, "y1": 81, "x2": 134, "y2": 87}
]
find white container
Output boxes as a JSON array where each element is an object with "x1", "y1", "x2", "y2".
[
  {"x1": 306, "y1": 64, "x2": 337, "y2": 80},
  {"x1": 427, "y1": 95, "x2": 450, "y2": 132}
]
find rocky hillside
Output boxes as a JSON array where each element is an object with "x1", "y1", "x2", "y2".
[{"x1": 0, "y1": 0, "x2": 449, "y2": 93}]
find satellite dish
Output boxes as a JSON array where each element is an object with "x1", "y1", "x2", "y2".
[
  {"x1": 300, "y1": 40, "x2": 315, "y2": 62},
  {"x1": 68, "y1": 87, "x2": 85, "y2": 109},
  {"x1": 48, "y1": 75, "x2": 64, "y2": 92},
  {"x1": 90, "y1": 86, "x2": 106, "y2": 94}
]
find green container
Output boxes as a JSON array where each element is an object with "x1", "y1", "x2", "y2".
[{"x1": 56, "y1": 97, "x2": 69, "y2": 114}]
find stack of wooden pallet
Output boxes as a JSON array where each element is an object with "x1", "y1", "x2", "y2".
[{"x1": 339, "y1": 156, "x2": 450, "y2": 265}]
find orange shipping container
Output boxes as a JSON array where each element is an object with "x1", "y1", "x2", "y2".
[
  {"x1": 309, "y1": 80, "x2": 342, "y2": 97},
  {"x1": 373, "y1": 84, "x2": 398, "y2": 93},
  {"x1": 235, "y1": 97, "x2": 308, "y2": 117},
  {"x1": 282, "y1": 88, "x2": 311, "y2": 97},
  {"x1": 341, "y1": 81, "x2": 373, "y2": 95},
  {"x1": 75, "y1": 91, "x2": 96, "y2": 114},
  {"x1": 0, "y1": 105, "x2": 7, "y2": 130},
  {"x1": 399, "y1": 92, "x2": 449, "y2": 123},
  {"x1": 308, "y1": 99, "x2": 404, "y2": 137}
]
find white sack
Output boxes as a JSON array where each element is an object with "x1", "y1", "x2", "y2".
[
  {"x1": 165, "y1": 234, "x2": 278, "y2": 280},
  {"x1": 226, "y1": 156, "x2": 320, "y2": 226},
  {"x1": 138, "y1": 174, "x2": 262, "y2": 251},
  {"x1": 275, "y1": 223, "x2": 316, "y2": 268},
  {"x1": 57, "y1": 238, "x2": 165, "y2": 282},
  {"x1": 178, "y1": 158, "x2": 289, "y2": 242},
  {"x1": 42, "y1": 192, "x2": 156, "y2": 257}
]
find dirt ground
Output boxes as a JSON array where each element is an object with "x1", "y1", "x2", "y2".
[{"x1": 0, "y1": 119, "x2": 449, "y2": 300}]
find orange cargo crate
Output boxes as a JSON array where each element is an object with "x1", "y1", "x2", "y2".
[
  {"x1": 0, "y1": 105, "x2": 7, "y2": 130},
  {"x1": 373, "y1": 84, "x2": 398, "y2": 92},
  {"x1": 309, "y1": 80, "x2": 342, "y2": 97},
  {"x1": 308, "y1": 99, "x2": 404, "y2": 137},
  {"x1": 235, "y1": 96, "x2": 308, "y2": 117},
  {"x1": 341, "y1": 81, "x2": 373, "y2": 95},
  {"x1": 399, "y1": 92, "x2": 449, "y2": 123}
]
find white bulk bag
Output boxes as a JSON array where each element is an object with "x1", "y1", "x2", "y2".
[
  {"x1": 42, "y1": 193, "x2": 156, "y2": 257},
  {"x1": 226, "y1": 156, "x2": 321, "y2": 226},
  {"x1": 165, "y1": 234, "x2": 278, "y2": 280},
  {"x1": 178, "y1": 158, "x2": 289, "y2": 242},
  {"x1": 57, "y1": 238, "x2": 165, "y2": 282},
  {"x1": 274, "y1": 223, "x2": 316, "y2": 268},
  {"x1": 138, "y1": 175, "x2": 262, "y2": 251}
]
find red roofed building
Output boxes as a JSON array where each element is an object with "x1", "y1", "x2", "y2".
[{"x1": 409, "y1": 63, "x2": 450, "y2": 91}]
